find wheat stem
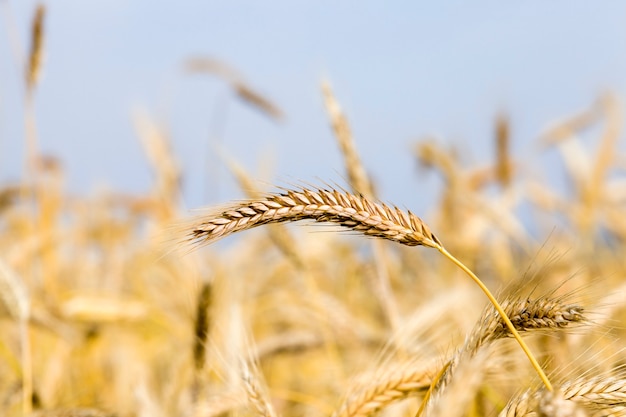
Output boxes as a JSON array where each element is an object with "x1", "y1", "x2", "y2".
[{"x1": 437, "y1": 246, "x2": 553, "y2": 392}]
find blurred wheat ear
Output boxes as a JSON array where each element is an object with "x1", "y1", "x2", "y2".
[
  {"x1": 25, "y1": 4, "x2": 45, "y2": 94},
  {"x1": 0, "y1": 258, "x2": 32, "y2": 416}
]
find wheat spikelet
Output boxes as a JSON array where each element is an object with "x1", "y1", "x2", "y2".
[{"x1": 187, "y1": 186, "x2": 441, "y2": 249}]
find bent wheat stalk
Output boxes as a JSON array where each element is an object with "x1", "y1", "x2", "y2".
[{"x1": 187, "y1": 185, "x2": 553, "y2": 391}]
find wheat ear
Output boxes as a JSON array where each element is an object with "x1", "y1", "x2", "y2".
[
  {"x1": 424, "y1": 295, "x2": 585, "y2": 415},
  {"x1": 25, "y1": 4, "x2": 45, "y2": 94},
  {"x1": 187, "y1": 185, "x2": 552, "y2": 391},
  {"x1": 503, "y1": 389, "x2": 591, "y2": 417},
  {"x1": 503, "y1": 375, "x2": 626, "y2": 416},
  {"x1": 334, "y1": 360, "x2": 439, "y2": 417},
  {"x1": 242, "y1": 362, "x2": 277, "y2": 417},
  {"x1": 188, "y1": 187, "x2": 440, "y2": 247},
  {"x1": 465, "y1": 296, "x2": 585, "y2": 355}
]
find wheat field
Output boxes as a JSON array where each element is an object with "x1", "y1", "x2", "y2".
[{"x1": 1, "y1": 5, "x2": 625, "y2": 417}]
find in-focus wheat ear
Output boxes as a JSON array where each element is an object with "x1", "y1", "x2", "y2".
[{"x1": 187, "y1": 185, "x2": 553, "y2": 392}]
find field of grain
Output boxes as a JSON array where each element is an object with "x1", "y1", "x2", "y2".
[{"x1": 1, "y1": 5, "x2": 626, "y2": 417}]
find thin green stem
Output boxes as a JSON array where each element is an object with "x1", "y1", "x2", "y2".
[{"x1": 437, "y1": 246, "x2": 553, "y2": 392}]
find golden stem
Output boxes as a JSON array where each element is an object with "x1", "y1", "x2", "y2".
[
  {"x1": 414, "y1": 361, "x2": 451, "y2": 417},
  {"x1": 437, "y1": 246, "x2": 553, "y2": 392}
]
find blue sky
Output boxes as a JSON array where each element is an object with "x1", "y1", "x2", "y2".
[{"x1": 1, "y1": 2, "x2": 626, "y2": 214}]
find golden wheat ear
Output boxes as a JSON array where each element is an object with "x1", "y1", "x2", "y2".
[{"x1": 185, "y1": 185, "x2": 553, "y2": 392}]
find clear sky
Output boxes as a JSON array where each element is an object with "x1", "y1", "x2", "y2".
[{"x1": 1, "y1": 2, "x2": 626, "y2": 214}]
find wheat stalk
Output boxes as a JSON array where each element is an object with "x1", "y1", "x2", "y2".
[{"x1": 186, "y1": 185, "x2": 553, "y2": 391}]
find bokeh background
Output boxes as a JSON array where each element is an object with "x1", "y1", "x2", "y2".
[
  {"x1": 2, "y1": 1, "x2": 626, "y2": 212},
  {"x1": 1, "y1": 4, "x2": 626, "y2": 417}
]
